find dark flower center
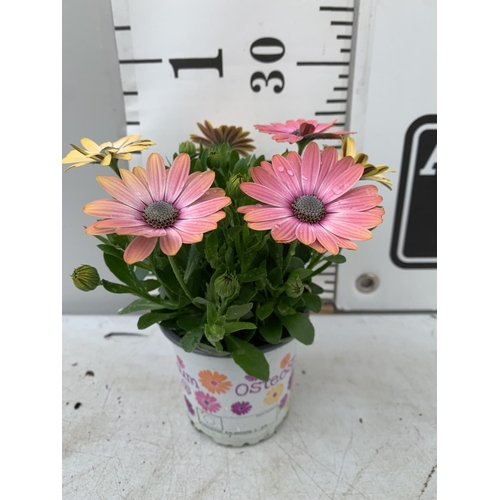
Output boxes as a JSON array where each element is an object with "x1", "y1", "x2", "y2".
[
  {"x1": 291, "y1": 195, "x2": 326, "y2": 223},
  {"x1": 142, "y1": 201, "x2": 179, "y2": 229}
]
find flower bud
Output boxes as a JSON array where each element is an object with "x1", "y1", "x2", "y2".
[
  {"x1": 227, "y1": 173, "x2": 247, "y2": 197},
  {"x1": 285, "y1": 275, "x2": 304, "y2": 298},
  {"x1": 179, "y1": 141, "x2": 196, "y2": 155},
  {"x1": 207, "y1": 150, "x2": 223, "y2": 170},
  {"x1": 214, "y1": 273, "x2": 240, "y2": 298},
  {"x1": 71, "y1": 265, "x2": 100, "y2": 292}
]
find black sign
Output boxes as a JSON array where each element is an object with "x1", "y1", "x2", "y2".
[{"x1": 391, "y1": 115, "x2": 437, "y2": 269}]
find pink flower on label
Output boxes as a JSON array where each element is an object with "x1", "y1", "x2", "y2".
[
  {"x1": 237, "y1": 143, "x2": 384, "y2": 254},
  {"x1": 254, "y1": 119, "x2": 352, "y2": 144},
  {"x1": 195, "y1": 391, "x2": 221, "y2": 414},
  {"x1": 176, "y1": 355, "x2": 185, "y2": 369},
  {"x1": 83, "y1": 152, "x2": 231, "y2": 263}
]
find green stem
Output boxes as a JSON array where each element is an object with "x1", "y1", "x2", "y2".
[
  {"x1": 168, "y1": 255, "x2": 195, "y2": 301},
  {"x1": 109, "y1": 158, "x2": 121, "y2": 177},
  {"x1": 283, "y1": 240, "x2": 298, "y2": 273}
]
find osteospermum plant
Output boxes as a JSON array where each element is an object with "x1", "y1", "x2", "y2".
[{"x1": 64, "y1": 121, "x2": 389, "y2": 381}]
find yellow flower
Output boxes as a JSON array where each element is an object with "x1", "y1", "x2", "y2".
[
  {"x1": 190, "y1": 120, "x2": 255, "y2": 157},
  {"x1": 338, "y1": 137, "x2": 395, "y2": 190},
  {"x1": 264, "y1": 383, "x2": 284, "y2": 405},
  {"x1": 62, "y1": 134, "x2": 155, "y2": 170}
]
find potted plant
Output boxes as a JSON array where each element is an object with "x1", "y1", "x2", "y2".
[{"x1": 63, "y1": 119, "x2": 392, "y2": 446}]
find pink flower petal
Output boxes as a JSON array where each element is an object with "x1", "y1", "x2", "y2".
[
  {"x1": 180, "y1": 197, "x2": 231, "y2": 219},
  {"x1": 119, "y1": 168, "x2": 154, "y2": 205},
  {"x1": 83, "y1": 199, "x2": 141, "y2": 219},
  {"x1": 132, "y1": 167, "x2": 149, "y2": 187},
  {"x1": 189, "y1": 188, "x2": 226, "y2": 205},
  {"x1": 237, "y1": 204, "x2": 264, "y2": 214},
  {"x1": 329, "y1": 211, "x2": 383, "y2": 228},
  {"x1": 271, "y1": 217, "x2": 299, "y2": 243},
  {"x1": 309, "y1": 240, "x2": 327, "y2": 253},
  {"x1": 321, "y1": 214, "x2": 373, "y2": 240},
  {"x1": 285, "y1": 152, "x2": 304, "y2": 194},
  {"x1": 173, "y1": 218, "x2": 219, "y2": 234},
  {"x1": 176, "y1": 170, "x2": 216, "y2": 207},
  {"x1": 313, "y1": 120, "x2": 336, "y2": 133},
  {"x1": 326, "y1": 185, "x2": 382, "y2": 213},
  {"x1": 96, "y1": 218, "x2": 146, "y2": 229},
  {"x1": 146, "y1": 153, "x2": 167, "y2": 201},
  {"x1": 123, "y1": 236, "x2": 157, "y2": 264},
  {"x1": 317, "y1": 147, "x2": 338, "y2": 188},
  {"x1": 239, "y1": 182, "x2": 290, "y2": 207},
  {"x1": 317, "y1": 162, "x2": 364, "y2": 204},
  {"x1": 204, "y1": 212, "x2": 226, "y2": 223},
  {"x1": 85, "y1": 221, "x2": 115, "y2": 235},
  {"x1": 271, "y1": 155, "x2": 302, "y2": 197},
  {"x1": 314, "y1": 225, "x2": 340, "y2": 255},
  {"x1": 300, "y1": 142, "x2": 321, "y2": 194},
  {"x1": 176, "y1": 230, "x2": 204, "y2": 244},
  {"x1": 96, "y1": 176, "x2": 145, "y2": 210},
  {"x1": 249, "y1": 167, "x2": 294, "y2": 202},
  {"x1": 248, "y1": 220, "x2": 280, "y2": 230},
  {"x1": 295, "y1": 222, "x2": 316, "y2": 245},
  {"x1": 159, "y1": 229, "x2": 183, "y2": 256},
  {"x1": 243, "y1": 207, "x2": 293, "y2": 222},
  {"x1": 166, "y1": 153, "x2": 190, "y2": 203}
]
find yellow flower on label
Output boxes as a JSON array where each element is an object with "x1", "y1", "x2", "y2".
[{"x1": 264, "y1": 383, "x2": 284, "y2": 405}]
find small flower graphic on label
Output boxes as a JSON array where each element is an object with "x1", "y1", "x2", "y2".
[
  {"x1": 199, "y1": 370, "x2": 232, "y2": 394},
  {"x1": 184, "y1": 396, "x2": 195, "y2": 416},
  {"x1": 264, "y1": 383, "x2": 284, "y2": 405},
  {"x1": 288, "y1": 371, "x2": 294, "y2": 390},
  {"x1": 279, "y1": 393, "x2": 288, "y2": 409},
  {"x1": 245, "y1": 375, "x2": 257, "y2": 381},
  {"x1": 231, "y1": 401, "x2": 252, "y2": 416},
  {"x1": 176, "y1": 355, "x2": 185, "y2": 369},
  {"x1": 183, "y1": 380, "x2": 191, "y2": 395},
  {"x1": 280, "y1": 353, "x2": 291, "y2": 369},
  {"x1": 195, "y1": 391, "x2": 221, "y2": 413}
]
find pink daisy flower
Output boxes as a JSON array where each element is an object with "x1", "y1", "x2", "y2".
[
  {"x1": 195, "y1": 391, "x2": 221, "y2": 414},
  {"x1": 83, "y1": 152, "x2": 231, "y2": 264},
  {"x1": 237, "y1": 142, "x2": 385, "y2": 254},
  {"x1": 254, "y1": 119, "x2": 352, "y2": 144}
]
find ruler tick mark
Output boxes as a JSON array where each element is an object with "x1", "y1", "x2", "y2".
[
  {"x1": 337, "y1": 35, "x2": 352, "y2": 40},
  {"x1": 126, "y1": 121, "x2": 140, "y2": 125},
  {"x1": 334, "y1": 87, "x2": 348, "y2": 91},
  {"x1": 320, "y1": 7, "x2": 354, "y2": 12},
  {"x1": 326, "y1": 99, "x2": 347, "y2": 103},
  {"x1": 119, "y1": 59, "x2": 163, "y2": 64},
  {"x1": 297, "y1": 61, "x2": 350, "y2": 66},
  {"x1": 315, "y1": 111, "x2": 346, "y2": 116},
  {"x1": 331, "y1": 21, "x2": 353, "y2": 26},
  {"x1": 114, "y1": 26, "x2": 131, "y2": 31},
  {"x1": 123, "y1": 91, "x2": 138, "y2": 96}
]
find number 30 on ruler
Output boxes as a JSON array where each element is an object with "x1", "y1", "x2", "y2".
[{"x1": 168, "y1": 38, "x2": 286, "y2": 93}]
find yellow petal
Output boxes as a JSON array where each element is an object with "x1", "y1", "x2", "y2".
[
  {"x1": 80, "y1": 138, "x2": 101, "y2": 154},
  {"x1": 114, "y1": 153, "x2": 133, "y2": 160},
  {"x1": 101, "y1": 154, "x2": 112, "y2": 166},
  {"x1": 62, "y1": 149, "x2": 87, "y2": 163}
]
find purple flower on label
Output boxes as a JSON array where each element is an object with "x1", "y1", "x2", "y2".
[
  {"x1": 183, "y1": 380, "x2": 191, "y2": 395},
  {"x1": 279, "y1": 393, "x2": 288, "y2": 409},
  {"x1": 185, "y1": 396, "x2": 195, "y2": 416},
  {"x1": 245, "y1": 375, "x2": 257, "y2": 381},
  {"x1": 288, "y1": 371, "x2": 294, "y2": 390},
  {"x1": 231, "y1": 401, "x2": 252, "y2": 415},
  {"x1": 177, "y1": 355, "x2": 185, "y2": 369},
  {"x1": 195, "y1": 391, "x2": 221, "y2": 414}
]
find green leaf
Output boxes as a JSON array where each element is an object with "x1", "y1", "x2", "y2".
[
  {"x1": 184, "y1": 244, "x2": 202, "y2": 282},
  {"x1": 260, "y1": 316, "x2": 282, "y2": 344},
  {"x1": 180, "y1": 327, "x2": 204, "y2": 352},
  {"x1": 156, "y1": 265, "x2": 184, "y2": 297},
  {"x1": 137, "y1": 311, "x2": 179, "y2": 330},
  {"x1": 238, "y1": 267, "x2": 267, "y2": 283},
  {"x1": 107, "y1": 234, "x2": 131, "y2": 250},
  {"x1": 323, "y1": 254, "x2": 347, "y2": 264},
  {"x1": 97, "y1": 244, "x2": 124, "y2": 259},
  {"x1": 142, "y1": 279, "x2": 161, "y2": 292},
  {"x1": 92, "y1": 234, "x2": 109, "y2": 244},
  {"x1": 193, "y1": 296, "x2": 209, "y2": 306},
  {"x1": 177, "y1": 314, "x2": 204, "y2": 331},
  {"x1": 233, "y1": 158, "x2": 249, "y2": 176},
  {"x1": 101, "y1": 280, "x2": 134, "y2": 294},
  {"x1": 280, "y1": 312, "x2": 315, "y2": 345},
  {"x1": 287, "y1": 256, "x2": 305, "y2": 273},
  {"x1": 223, "y1": 322, "x2": 257, "y2": 334},
  {"x1": 256, "y1": 302, "x2": 274, "y2": 321},
  {"x1": 134, "y1": 266, "x2": 151, "y2": 281},
  {"x1": 205, "y1": 323, "x2": 225, "y2": 344},
  {"x1": 302, "y1": 293, "x2": 322, "y2": 313},
  {"x1": 225, "y1": 335, "x2": 270, "y2": 381},
  {"x1": 309, "y1": 282, "x2": 324, "y2": 295},
  {"x1": 227, "y1": 226, "x2": 244, "y2": 239},
  {"x1": 118, "y1": 298, "x2": 176, "y2": 315},
  {"x1": 289, "y1": 268, "x2": 314, "y2": 280},
  {"x1": 268, "y1": 268, "x2": 283, "y2": 287},
  {"x1": 226, "y1": 303, "x2": 253, "y2": 321},
  {"x1": 103, "y1": 253, "x2": 138, "y2": 289},
  {"x1": 207, "y1": 302, "x2": 218, "y2": 325}
]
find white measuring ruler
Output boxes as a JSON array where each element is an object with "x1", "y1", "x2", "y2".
[{"x1": 110, "y1": 0, "x2": 437, "y2": 312}]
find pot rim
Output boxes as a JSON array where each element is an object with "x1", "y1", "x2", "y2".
[{"x1": 159, "y1": 324, "x2": 295, "y2": 357}]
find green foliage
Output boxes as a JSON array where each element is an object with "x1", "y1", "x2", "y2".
[{"x1": 84, "y1": 140, "x2": 354, "y2": 380}]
